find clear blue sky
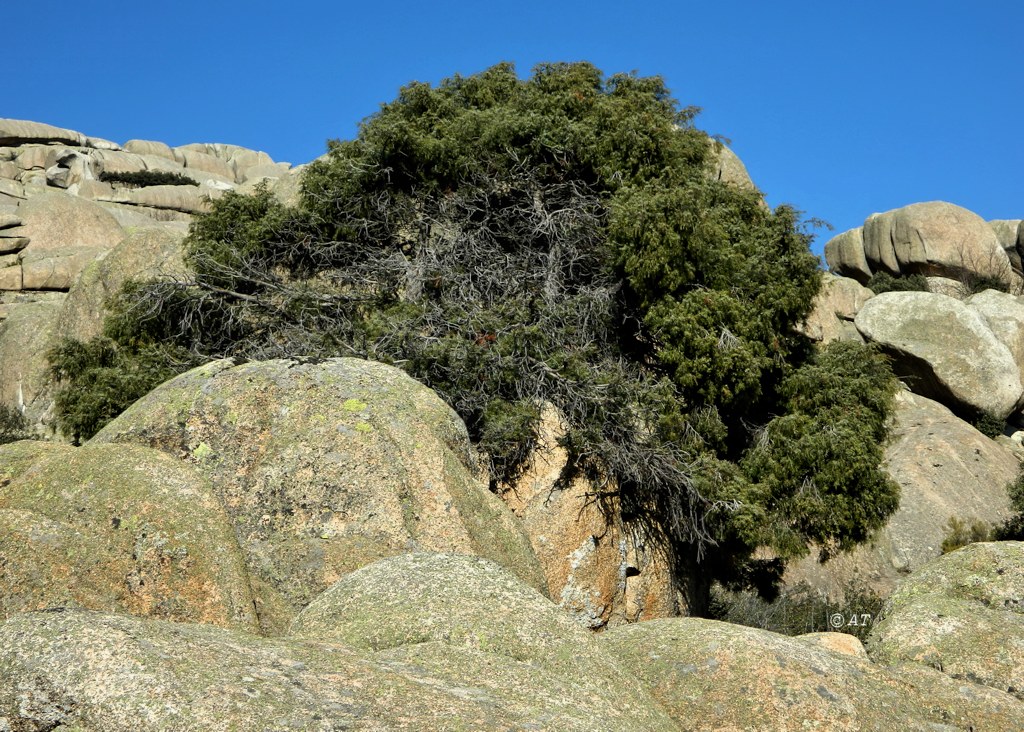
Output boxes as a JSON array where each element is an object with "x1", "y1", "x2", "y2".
[{"x1": 7, "y1": 1, "x2": 1022, "y2": 256}]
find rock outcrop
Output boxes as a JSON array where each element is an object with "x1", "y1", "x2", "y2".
[
  {"x1": 602, "y1": 616, "x2": 1024, "y2": 730},
  {"x1": 855, "y1": 290, "x2": 1023, "y2": 420},
  {"x1": 290, "y1": 553, "x2": 675, "y2": 729},
  {"x1": 0, "y1": 118, "x2": 296, "y2": 436},
  {"x1": 785, "y1": 390, "x2": 1018, "y2": 598},
  {"x1": 90, "y1": 357, "x2": 547, "y2": 633},
  {"x1": 867, "y1": 541, "x2": 1024, "y2": 701},
  {"x1": 500, "y1": 405, "x2": 677, "y2": 628},
  {"x1": 0, "y1": 554, "x2": 677, "y2": 732},
  {"x1": 825, "y1": 201, "x2": 1014, "y2": 287},
  {"x1": 0, "y1": 441, "x2": 257, "y2": 629},
  {"x1": 798, "y1": 271, "x2": 873, "y2": 343}
]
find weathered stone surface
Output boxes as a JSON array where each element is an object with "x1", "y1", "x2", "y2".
[
  {"x1": 968, "y1": 289, "x2": 1024, "y2": 382},
  {"x1": 109, "y1": 184, "x2": 217, "y2": 214},
  {"x1": 20, "y1": 170, "x2": 49, "y2": 193},
  {"x1": 173, "y1": 147, "x2": 236, "y2": 182},
  {"x1": 990, "y1": 219, "x2": 1023, "y2": 271},
  {"x1": 269, "y1": 164, "x2": 306, "y2": 206},
  {"x1": 177, "y1": 142, "x2": 276, "y2": 177},
  {"x1": 5, "y1": 191, "x2": 125, "y2": 256},
  {"x1": 798, "y1": 272, "x2": 873, "y2": 343},
  {"x1": 0, "y1": 237, "x2": 28, "y2": 254},
  {"x1": 91, "y1": 357, "x2": 547, "y2": 633},
  {"x1": 96, "y1": 200, "x2": 194, "y2": 224},
  {"x1": 239, "y1": 161, "x2": 291, "y2": 182},
  {"x1": 710, "y1": 141, "x2": 756, "y2": 189},
  {"x1": 796, "y1": 631, "x2": 869, "y2": 658},
  {"x1": 123, "y1": 139, "x2": 175, "y2": 160},
  {"x1": 0, "y1": 604, "x2": 673, "y2": 732},
  {"x1": 88, "y1": 149, "x2": 150, "y2": 176},
  {"x1": 290, "y1": 552, "x2": 675, "y2": 730},
  {"x1": 603, "y1": 616, "x2": 1024, "y2": 731},
  {"x1": 0, "y1": 439, "x2": 71, "y2": 486},
  {"x1": 57, "y1": 227, "x2": 186, "y2": 342},
  {"x1": 85, "y1": 136, "x2": 120, "y2": 151},
  {"x1": 14, "y1": 145, "x2": 49, "y2": 171},
  {"x1": 868, "y1": 541, "x2": 1024, "y2": 701},
  {"x1": 74, "y1": 179, "x2": 116, "y2": 201},
  {"x1": 0, "y1": 443, "x2": 258, "y2": 629},
  {"x1": 0, "y1": 296, "x2": 64, "y2": 429},
  {"x1": 927, "y1": 275, "x2": 970, "y2": 299},
  {"x1": 855, "y1": 290, "x2": 1023, "y2": 419},
  {"x1": 0, "y1": 265, "x2": 20, "y2": 290},
  {"x1": 785, "y1": 390, "x2": 1018, "y2": 599},
  {"x1": 0, "y1": 118, "x2": 87, "y2": 147},
  {"x1": 20, "y1": 245, "x2": 108, "y2": 290},
  {"x1": 0, "y1": 179, "x2": 25, "y2": 200},
  {"x1": 501, "y1": 405, "x2": 677, "y2": 628},
  {"x1": 864, "y1": 202, "x2": 1012, "y2": 285},
  {"x1": 824, "y1": 226, "x2": 873, "y2": 284}
]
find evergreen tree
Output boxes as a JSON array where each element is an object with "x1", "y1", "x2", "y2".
[{"x1": 51, "y1": 62, "x2": 899, "y2": 614}]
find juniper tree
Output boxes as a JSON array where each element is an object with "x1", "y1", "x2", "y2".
[{"x1": 51, "y1": 62, "x2": 899, "y2": 615}]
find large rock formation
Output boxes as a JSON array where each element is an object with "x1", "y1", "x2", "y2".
[
  {"x1": 0, "y1": 118, "x2": 297, "y2": 436},
  {"x1": 90, "y1": 357, "x2": 547, "y2": 633},
  {"x1": 602, "y1": 616, "x2": 1024, "y2": 730},
  {"x1": 989, "y1": 219, "x2": 1023, "y2": 272},
  {"x1": 855, "y1": 290, "x2": 1024, "y2": 420},
  {"x1": 0, "y1": 292, "x2": 64, "y2": 428},
  {"x1": 290, "y1": 553, "x2": 675, "y2": 729},
  {"x1": 0, "y1": 442, "x2": 257, "y2": 630},
  {"x1": 56, "y1": 226, "x2": 187, "y2": 342},
  {"x1": 867, "y1": 541, "x2": 1024, "y2": 701},
  {"x1": 0, "y1": 554, "x2": 677, "y2": 732},
  {"x1": 824, "y1": 227, "x2": 873, "y2": 283},
  {"x1": 785, "y1": 390, "x2": 1018, "y2": 598},
  {"x1": 500, "y1": 405, "x2": 677, "y2": 628},
  {"x1": 798, "y1": 271, "x2": 873, "y2": 343},
  {"x1": 826, "y1": 201, "x2": 1013, "y2": 287}
]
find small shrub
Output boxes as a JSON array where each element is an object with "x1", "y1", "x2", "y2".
[
  {"x1": 865, "y1": 272, "x2": 930, "y2": 295},
  {"x1": 969, "y1": 411, "x2": 1006, "y2": 439},
  {"x1": 0, "y1": 404, "x2": 32, "y2": 445},
  {"x1": 98, "y1": 170, "x2": 198, "y2": 188},
  {"x1": 961, "y1": 274, "x2": 1010, "y2": 295},
  {"x1": 48, "y1": 336, "x2": 198, "y2": 444},
  {"x1": 709, "y1": 578, "x2": 883, "y2": 642},
  {"x1": 994, "y1": 468, "x2": 1024, "y2": 540},
  {"x1": 940, "y1": 515, "x2": 992, "y2": 554}
]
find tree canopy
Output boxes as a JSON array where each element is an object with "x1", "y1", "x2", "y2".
[{"x1": 51, "y1": 61, "x2": 900, "y2": 615}]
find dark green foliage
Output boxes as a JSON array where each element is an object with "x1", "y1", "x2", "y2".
[
  {"x1": 48, "y1": 336, "x2": 199, "y2": 444},
  {"x1": 940, "y1": 515, "x2": 992, "y2": 553},
  {"x1": 0, "y1": 404, "x2": 32, "y2": 445},
  {"x1": 865, "y1": 272, "x2": 930, "y2": 295},
  {"x1": 969, "y1": 411, "x2": 1006, "y2": 438},
  {"x1": 97, "y1": 170, "x2": 198, "y2": 187},
  {"x1": 959, "y1": 272, "x2": 1012, "y2": 296},
  {"x1": 62, "y1": 62, "x2": 900, "y2": 614},
  {"x1": 994, "y1": 468, "x2": 1024, "y2": 540},
  {"x1": 740, "y1": 342, "x2": 901, "y2": 560},
  {"x1": 709, "y1": 578, "x2": 884, "y2": 641}
]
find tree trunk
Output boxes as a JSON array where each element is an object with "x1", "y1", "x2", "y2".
[{"x1": 679, "y1": 543, "x2": 715, "y2": 617}]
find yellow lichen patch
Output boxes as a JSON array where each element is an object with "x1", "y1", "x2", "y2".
[{"x1": 192, "y1": 442, "x2": 215, "y2": 460}]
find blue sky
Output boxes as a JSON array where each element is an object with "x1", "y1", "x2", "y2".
[{"x1": 7, "y1": 1, "x2": 1022, "y2": 256}]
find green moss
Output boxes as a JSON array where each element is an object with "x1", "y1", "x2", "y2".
[
  {"x1": 354, "y1": 421, "x2": 373, "y2": 433},
  {"x1": 342, "y1": 399, "x2": 368, "y2": 412}
]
